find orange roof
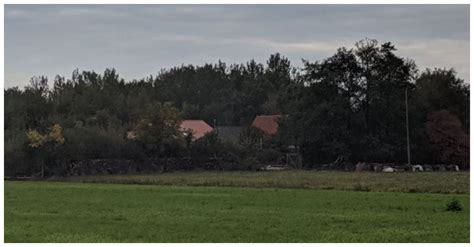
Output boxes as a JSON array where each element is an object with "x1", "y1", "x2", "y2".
[
  {"x1": 251, "y1": 115, "x2": 281, "y2": 136},
  {"x1": 180, "y1": 120, "x2": 214, "y2": 140}
]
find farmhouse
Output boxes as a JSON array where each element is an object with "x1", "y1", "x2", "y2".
[
  {"x1": 180, "y1": 120, "x2": 214, "y2": 140},
  {"x1": 251, "y1": 114, "x2": 282, "y2": 136},
  {"x1": 216, "y1": 126, "x2": 243, "y2": 143}
]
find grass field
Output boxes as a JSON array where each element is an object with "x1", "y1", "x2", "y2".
[
  {"x1": 5, "y1": 179, "x2": 470, "y2": 243},
  {"x1": 52, "y1": 170, "x2": 470, "y2": 194}
]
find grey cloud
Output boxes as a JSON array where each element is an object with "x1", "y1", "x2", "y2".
[{"x1": 5, "y1": 4, "x2": 470, "y2": 88}]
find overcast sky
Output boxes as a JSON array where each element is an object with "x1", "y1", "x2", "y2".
[{"x1": 5, "y1": 4, "x2": 470, "y2": 88}]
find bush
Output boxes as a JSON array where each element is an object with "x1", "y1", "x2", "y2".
[
  {"x1": 120, "y1": 141, "x2": 147, "y2": 160},
  {"x1": 62, "y1": 126, "x2": 126, "y2": 160},
  {"x1": 446, "y1": 198, "x2": 463, "y2": 212},
  {"x1": 239, "y1": 127, "x2": 264, "y2": 148},
  {"x1": 216, "y1": 141, "x2": 245, "y2": 161},
  {"x1": 256, "y1": 148, "x2": 282, "y2": 164},
  {"x1": 353, "y1": 183, "x2": 370, "y2": 192},
  {"x1": 189, "y1": 132, "x2": 220, "y2": 159}
]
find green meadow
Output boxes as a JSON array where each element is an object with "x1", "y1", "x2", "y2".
[
  {"x1": 52, "y1": 170, "x2": 470, "y2": 193},
  {"x1": 5, "y1": 173, "x2": 469, "y2": 243}
]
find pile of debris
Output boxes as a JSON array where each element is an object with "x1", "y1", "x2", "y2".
[
  {"x1": 354, "y1": 162, "x2": 461, "y2": 173},
  {"x1": 318, "y1": 155, "x2": 465, "y2": 172},
  {"x1": 320, "y1": 156, "x2": 354, "y2": 171}
]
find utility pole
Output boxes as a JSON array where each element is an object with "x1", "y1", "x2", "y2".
[{"x1": 405, "y1": 87, "x2": 411, "y2": 165}]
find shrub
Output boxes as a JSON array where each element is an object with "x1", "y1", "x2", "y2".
[
  {"x1": 62, "y1": 126, "x2": 126, "y2": 160},
  {"x1": 189, "y1": 132, "x2": 220, "y2": 159},
  {"x1": 217, "y1": 141, "x2": 246, "y2": 161},
  {"x1": 352, "y1": 183, "x2": 370, "y2": 192},
  {"x1": 256, "y1": 148, "x2": 282, "y2": 164},
  {"x1": 120, "y1": 141, "x2": 147, "y2": 160},
  {"x1": 239, "y1": 127, "x2": 264, "y2": 148},
  {"x1": 446, "y1": 198, "x2": 463, "y2": 212}
]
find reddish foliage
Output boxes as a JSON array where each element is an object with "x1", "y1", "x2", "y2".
[{"x1": 426, "y1": 110, "x2": 469, "y2": 168}]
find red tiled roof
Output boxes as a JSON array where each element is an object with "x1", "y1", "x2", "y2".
[
  {"x1": 251, "y1": 115, "x2": 281, "y2": 136},
  {"x1": 180, "y1": 120, "x2": 214, "y2": 140}
]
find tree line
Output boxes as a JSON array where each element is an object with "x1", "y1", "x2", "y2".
[{"x1": 5, "y1": 39, "x2": 470, "y2": 176}]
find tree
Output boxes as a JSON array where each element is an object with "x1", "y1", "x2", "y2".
[
  {"x1": 23, "y1": 76, "x2": 52, "y2": 129},
  {"x1": 26, "y1": 124, "x2": 65, "y2": 177},
  {"x1": 426, "y1": 110, "x2": 469, "y2": 168},
  {"x1": 4, "y1": 40, "x2": 470, "y2": 174},
  {"x1": 409, "y1": 68, "x2": 470, "y2": 164},
  {"x1": 415, "y1": 68, "x2": 469, "y2": 131},
  {"x1": 5, "y1": 87, "x2": 27, "y2": 131},
  {"x1": 283, "y1": 39, "x2": 417, "y2": 165},
  {"x1": 263, "y1": 53, "x2": 293, "y2": 114},
  {"x1": 133, "y1": 103, "x2": 183, "y2": 157}
]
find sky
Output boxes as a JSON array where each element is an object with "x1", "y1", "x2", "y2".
[{"x1": 4, "y1": 4, "x2": 470, "y2": 88}]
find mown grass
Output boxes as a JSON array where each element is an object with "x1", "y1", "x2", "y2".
[
  {"x1": 5, "y1": 181, "x2": 469, "y2": 243},
  {"x1": 51, "y1": 170, "x2": 469, "y2": 194}
]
